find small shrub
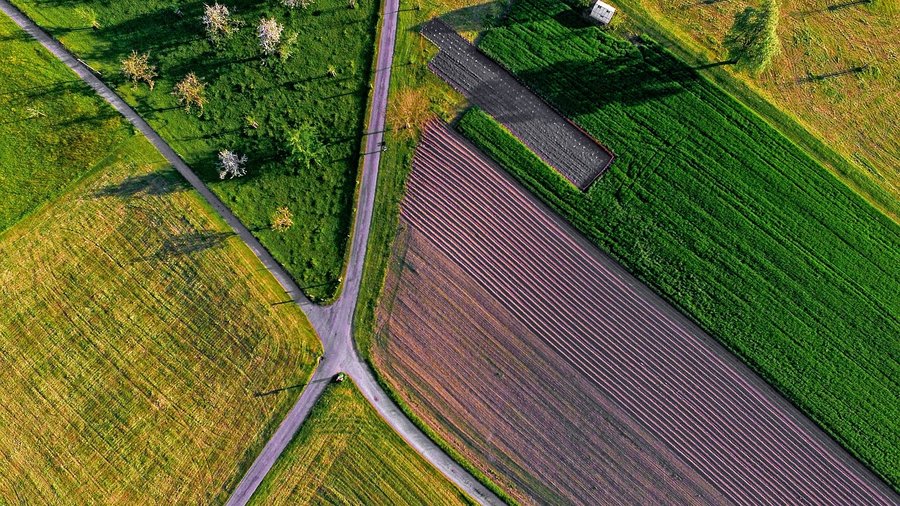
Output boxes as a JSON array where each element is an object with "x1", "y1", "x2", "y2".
[
  {"x1": 270, "y1": 206, "x2": 294, "y2": 232},
  {"x1": 121, "y1": 51, "x2": 157, "y2": 89}
]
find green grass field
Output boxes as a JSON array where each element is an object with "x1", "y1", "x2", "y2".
[
  {"x1": 0, "y1": 17, "x2": 320, "y2": 503},
  {"x1": 609, "y1": 0, "x2": 899, "y2": 212},
  {"x1": 248, "y1": 381, "x2": 473, "y2": 505},
  {"x1": 462, "y1": 0, "x2": 900, "y2": 485},
  {"x1": 10, "y1": 0, "x2": 381, "y2": 301},
  {"x1": 0, "y1": 16, "x2": 131, "y2": 232}
]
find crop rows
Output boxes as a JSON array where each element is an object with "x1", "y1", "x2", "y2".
[
  {"x1": 394, "y1": 121, "x2": 897, "y2": 504},
  {"x1": 474, "y1": 0, "x2": 900, "y2": 487},
  {"x1": 421, "y1": 19, "x2": 612, "y2": 190}
]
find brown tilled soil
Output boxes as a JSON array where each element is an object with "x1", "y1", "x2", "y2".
[
  {"x1": 371, "y1": 121, "x2": 897, "y2": 505},
  {"x1": 375, "y1": 229, "x2": 728, "y2": 505}
]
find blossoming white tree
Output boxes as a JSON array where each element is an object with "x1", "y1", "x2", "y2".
[
  {"x1": 281, "y1": 0, "x2": 314, "y2": 8},
  {"x1": 202, "y1": 3, "x2": 235, "y2": 43},
  {"x1": 257, "y1": 18, "x2": 284, "y2": 56},
  {"x1": 217, "y1": 150, "x2": 248, "y2": 179}
]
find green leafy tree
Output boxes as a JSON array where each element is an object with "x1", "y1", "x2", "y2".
[
  {"x1": 723, "y1": 0, "x2": 781, "y2": 74},
  {"x1": 286, "y1": 125, "x2": 324, "y2": 171}
]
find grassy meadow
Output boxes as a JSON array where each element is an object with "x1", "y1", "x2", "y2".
[
  {"x1": 11, "y1": 0, "x2": 381, "y2": 301},
  {"x1": 608, "y1": 0, "x2": 899, "y2": 210},
  {"x1": 0, "y1": 18, "x2": 320, "y2": 503},
  {"x1": 248, "y1": 381, "x2": 473, "y2": 505},
  {"x1": 0, "y1": 15, "x2": 131, "y2": 231}
]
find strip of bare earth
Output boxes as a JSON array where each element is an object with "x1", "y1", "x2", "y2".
[{"x1": 420, "y1": 19, "x2": 612, "y2": 190}]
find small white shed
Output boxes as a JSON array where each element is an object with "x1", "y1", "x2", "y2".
[{"x1": 589, "y1": 0, "x2": 616, "y2": 25}]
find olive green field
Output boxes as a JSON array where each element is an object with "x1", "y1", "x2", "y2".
[
  {"x1": 248, "y1": 381, "x2": 473, "y2": 505},
  {"x1": 0, "y1": 15, "x2": 320, "y2": 504}
]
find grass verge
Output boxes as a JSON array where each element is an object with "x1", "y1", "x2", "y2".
[{"x1": 247, "y1": 379, "x2": 474, "y2": 505}]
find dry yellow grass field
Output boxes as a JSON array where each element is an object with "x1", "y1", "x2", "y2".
[
  {"x1": 0, "y1": 139, "x2": 321, "y2": 503},
  {"x1": 248, "y1": 381, "x2": 472, "y2": 505}
]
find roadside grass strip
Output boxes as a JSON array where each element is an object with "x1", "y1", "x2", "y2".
[{"x1": 248, "y1": 380, "x2": 473, "y2": 505}]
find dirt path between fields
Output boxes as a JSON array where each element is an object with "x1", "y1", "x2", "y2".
[{"x1": 0, "y1": 1, "x2": 502, "y2": 504}]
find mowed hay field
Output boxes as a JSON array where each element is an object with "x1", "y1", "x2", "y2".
[
  {"x1": 472, "y1": 0, "x2": 900, "y2": 487},
  {"x1": 248, "y1": 381, "x2": 472, "y2": 505},
  {"x1": 10, "y1": 0, "x2": 381, "y2": 301},
  {"x1": 374, "y1": 122, "x2": 897, "y2": 504},
  {"x1": 0, "y1": 15, "x2": 130, "y2": 231},
  {"x1": 0, "y1": 150, "x2": 321, "y2": 504},
  {"x1": 0, "y1": 19, "x2": 320, "y2": 502},
  {"x1": 617, "y1": 0, "x2": 899, "y2": 202}
]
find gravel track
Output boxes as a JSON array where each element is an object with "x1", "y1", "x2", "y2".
[
  {"x1": 397, "y1": 121, "x2": 898, "y2": 505},
  {"x1": 421, "y1": 19, "x2": 612, "y2": 190}
]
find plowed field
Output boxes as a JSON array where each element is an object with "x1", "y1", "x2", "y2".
[{"x1": 372, "y1": 121, "x2": 897, "y2": 505}]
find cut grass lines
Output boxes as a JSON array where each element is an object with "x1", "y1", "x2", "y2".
[{"x1": 248, "y1": 380, "x2": 473, "y2": 505}]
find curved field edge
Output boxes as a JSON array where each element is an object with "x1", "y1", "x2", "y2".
[
  {"x1": 0, "y1": 129, "x2": 321, "y2": 502},
  {"x1": 455, "y1": 105, "x2": 900, "y2": 489},
  {"x1": 246, "y1": 379, "x2": 475, "y2": 505},
  {"x1": 8, "y1": 0, "x2": 382, "y2": 302}
]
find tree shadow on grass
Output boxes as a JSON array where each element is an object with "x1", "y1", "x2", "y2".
[
  {"x1": 512, "y1": 43, "x2": 701, "y2": 115},
  {"x1": 93, "y1": 170, "x2": 187, "y2": 199},
  {"x1": 153, "y1": 230, "x2": 235, "y2": 260}
]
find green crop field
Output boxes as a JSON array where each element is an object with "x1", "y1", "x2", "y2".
[
  {"x1": 10, "y1": 0, "x2": 381, "y2": 301},
  {"x1": 0, "y1": 15, "x2": 131, "y2": 232},
  {"x1": 0, "y1": 17, "x2": 320, "y2": 503},
  {"x1": 248, "y1": 381, "x2": 473, "y2": 505},
  {"x1": 463, "y1": 0, "x2": 900, "y2": 486}
]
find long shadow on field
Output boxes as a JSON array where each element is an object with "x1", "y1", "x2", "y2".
[
  {"x1": 513, "y1": 47, "x2": 700, "y2": 115},
  {"x1": 94, "y1": 171, "x2": 187, "y2": 199},
  {"x1": 153, "y1": 230, "x2": 235, "y2": 259}
]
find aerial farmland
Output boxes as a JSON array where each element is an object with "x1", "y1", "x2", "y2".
[{"x1": 1, "y1": 0, "x2": 897, "y2": 502}]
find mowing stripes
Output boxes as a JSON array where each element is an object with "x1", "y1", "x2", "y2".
[
  {"x1": 398, "y1": 121, "x2": 897, "y2": 504},
  {"x1": 421, "y1": 19, "x2": 613, "y2": 190}
]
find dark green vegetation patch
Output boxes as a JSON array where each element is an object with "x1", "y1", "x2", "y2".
[
  {"x1": 467, "y1": 0, "x2": 900, "y2": 485},
  {"x1": 12, "y1": 0, "x2": 380, "y2": 300}
]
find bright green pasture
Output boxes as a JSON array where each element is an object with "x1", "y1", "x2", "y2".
[{"x1": 11, "y1": 0, "x2": 380, "y2": 301}]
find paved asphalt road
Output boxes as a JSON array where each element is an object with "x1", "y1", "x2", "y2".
[{"x1": 0, "y1": 1, "x2": 503, "y2": 504}]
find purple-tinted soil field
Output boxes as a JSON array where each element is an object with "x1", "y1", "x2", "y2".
[
  {"x1": 372, "y1": 121, "x2": 898, "y2": 505},
  {"x1": 421, "y1": 19, "x2": 612, "y2": 190}
]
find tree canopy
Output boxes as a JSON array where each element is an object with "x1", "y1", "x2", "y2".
[{"x1": 723, "y1": 0, "x2": 781, "y2": 74}]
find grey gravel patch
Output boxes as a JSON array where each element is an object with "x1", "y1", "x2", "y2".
[{"x1": 421, "y1": 19, "x2": 614, "y2": 190}]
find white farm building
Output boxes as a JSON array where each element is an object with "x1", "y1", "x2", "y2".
[{"x1": 589, "y1": 0, "x2": 616, "y2": 25}]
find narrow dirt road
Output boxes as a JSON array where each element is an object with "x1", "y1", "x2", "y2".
[{"x1": 0, "y1": 1, "x2": 503, "y2": 504}]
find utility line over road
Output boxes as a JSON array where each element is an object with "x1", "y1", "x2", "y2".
[{"x1": 0, "y1": 1, "x2": 503, "y2": 504}]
